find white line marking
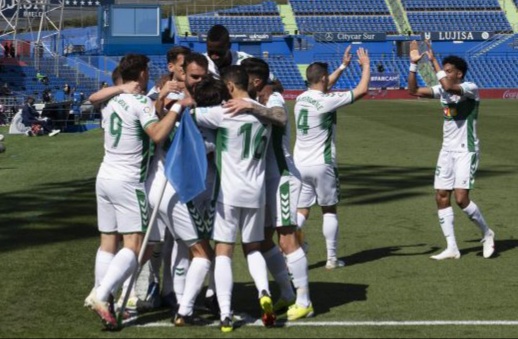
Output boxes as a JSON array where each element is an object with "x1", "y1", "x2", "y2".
[{"x1": 131, "y1": 320, "x2": 518, "y2": 328}]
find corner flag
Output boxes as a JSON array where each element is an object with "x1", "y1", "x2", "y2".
[{"x1": 164, "y1": 108, "x2": 207, "y2": 203}]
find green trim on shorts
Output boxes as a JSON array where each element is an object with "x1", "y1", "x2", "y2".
[
  {"x1": 186, "y1": 201, "x2": 212, "y2": 239},
  {"x1": 279, "y1": 180, "x2": 292, "y2": 226},
  {"x1": 135, "y1": 189, "x2": 149, "y2": 233}
]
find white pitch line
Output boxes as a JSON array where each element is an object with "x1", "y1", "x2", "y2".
[{"x1": 132, "y1": 320, "x2": 518, "y2": 328}]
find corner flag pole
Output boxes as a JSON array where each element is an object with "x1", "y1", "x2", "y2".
[{"x1": 116, "y1": 176, "x2": 169, "y2": 327}]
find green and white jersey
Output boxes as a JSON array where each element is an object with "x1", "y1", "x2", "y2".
[
  {"x1": 265, "y1": 92, "x2": 296, "y2": 179},
  {"x1": 431, "y1": 81, "x2": 480, "y2": 152},
  {"x1": 293, "y1": 89, "x2": 354, "y2": 166},
  {"x1": 204, "y1": 50, "x2": 253, "y2": 78},
  {"x1": 98, "y1": 93, "x2": 158, "y2": 183},
  {"x1": 194, "y1": 100, "x2": 271, "y2": 208}
]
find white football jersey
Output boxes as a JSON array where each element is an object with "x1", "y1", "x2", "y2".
[
  {"x1": 204, "y1": 50, "x2": 253, "y2": 78},
  {"x1": 98, "y1": 93, "x2": 158, "y2": 183},
  {"x1": 264, "y1": 92, "x2": 297, "y2": 179},
  {"x1": 193, "y1": 100, "x2": 271, "y2": 208},
  {"x1": 293, "y1": 89, "x2": 354, "y2": 166},
  {"x1": 431, "y1": 81, "x2": 480, "y2": 152}
]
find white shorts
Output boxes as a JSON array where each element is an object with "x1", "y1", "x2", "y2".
[
  {"x1": 158, "y1": 181, "x2": 210, "y2": 248},
  {"x1": 297, "y1": 164, "x2": 340, "y2": 208},
  {"x1": 434, "y1": 150, "x2": 479, "y2": 190},
  {"x1": 212, "y1": 202, "x2": 265, "y2": 244},
  {"x1": 96, "y1": 177, "x2": 148, "y2": 234},
  {"x1": 265, "y1": 173, "x2": 301, "y2": 228}
]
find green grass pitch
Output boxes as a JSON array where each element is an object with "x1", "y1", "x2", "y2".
[{"x1": 0, "y1": 99, "x2": 517, "y2": 338}]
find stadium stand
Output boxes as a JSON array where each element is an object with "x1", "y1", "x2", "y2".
[
  {"x1": 402, "y1": 0, "x2": 513, "y2": 33},
  {"x1": 290, "y1": 0, "x2": 398, "y2": 34},
  {"x1": 2, "y1": 0, "x2": 518, "y2": 123},
  {"x1": 188, "y1": 1, "x2": 285, "y2": 35}
]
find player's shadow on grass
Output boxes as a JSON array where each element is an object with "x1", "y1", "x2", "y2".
[
  {"x1": 336, "y1": 164, "x2": 513, "y2": 206},
  {"x1": 122, "y1": 281, "x2": 367, "y2": 328},
  {"x1": 223, "y1": 281, "x2": 366, "y2": 324},
  {"x1": 0, "y1": 177, "x2": 98, "y2": 252},
  {"x1": 460, "y1": 238, "x2": 518, "y2": 259},
  {"x1": 309, "y1": 243, "x2": 440, "y2": 270}
]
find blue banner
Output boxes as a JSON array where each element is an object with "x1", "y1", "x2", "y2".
[
  {"x1": 370, "y1": 72, "x2": 400, "y2": 89},
  {"x1": 314, "y1": 32, "x2": 386, "y2": 42}
]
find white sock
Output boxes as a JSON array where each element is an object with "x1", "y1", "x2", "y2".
[
  {"x1": 462, "y1": 201, "x2": 490, "y2": 236},
  {"x1": 246, "y1": 250, "x2": 270, "y2": 298},
  {"x1": 438, "y1": 207, "x2": 457, "y2": 250},
  {"x1": 94, "y1": 248, "x2": 114, "y2": 288},
  {"x1": 161, "y1": 234, "x2": 174, "y2": 296},
  {"x1": 178, "y1": 257, "x2": 211, "y2": 316},
  {"x1": 297, "y1": 212, "x2": 306, "y2": 229},
  {"x1": 96, "y1": 248, "x2": 137, "y2": 302},
  {"x1": 172, "y1": 240, "x2": 190, "y2": 304},
  {"x1": 322, "y1": 213, "x2": 339, "y2": 259},
  {"x1": 263, "y1": 246, "x2": 295, "y2": 301},
  {"x1": 215, "y1": 255, "x2": 233, "y2": 320},
  {"x1": 286, "y1": 247, "x2": 310, "y2": 307}
]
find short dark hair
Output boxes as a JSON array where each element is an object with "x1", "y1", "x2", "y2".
[
  {"x1": 241, "y1": 57, "x2": 270, "y2": 86},
  {"x1": 442, "y1": 55, "x2": 468, "y2": 78},
  {"x1": 221, "y1": 65, "x2": 249, "y2": 92},
  {"x1": 166, "y1": 45, "x2": 191, "y2": 64},
  {"x1": 306, "y1": 62, "x2": 328, "y2": 85},
  {"x1": 193, "y1": 74, "x2": 230, "y2": 107},
  {"x1": 182, "y1": 52, "x2": 209, "y2": 73},
  {"x1": 207, "y1": 24, "x2": 230, "y2": 45},
  {"x1": 118, "y1": 54, "x2": 149, "y2": 82}
]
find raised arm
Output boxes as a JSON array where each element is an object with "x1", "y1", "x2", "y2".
[
  {"x1": 327, "y1": 45, "x2": 352, "y2": 91},
  {"x1": 407, "y1": 40, "x2": 434, "y2": 98},
  {"x1": 351, "y1": 48, "x2": 371, "y2": 101}
]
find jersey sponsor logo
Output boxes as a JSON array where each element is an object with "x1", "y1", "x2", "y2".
[{"x1": 443, "y1": 107, "x2": 457, "y2": 119}]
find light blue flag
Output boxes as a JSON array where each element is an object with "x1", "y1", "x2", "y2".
[{"x1": 164, "y1": 108, "x2": 207, "y2": 203}]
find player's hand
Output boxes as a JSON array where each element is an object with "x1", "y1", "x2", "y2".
[
  {"x1": 223, "y1": 99, "x2": 253, "y2": 116},
  {"x1": 159, "y1": 80, "x2": 183, "y2": 99},
  {"x1": 178, "y1": 97, "x2": 195, "y2": 109},
  {"x1": 424, "y1": 39, "x2": 435, "y2": 62},
  {"x1": 356, "y1": 48, "x2": 370, "y2": 68},
  {"x1": 409, "y1": 40, "x2": 424, "y2": 63},
  {"x1": 342, "y1": 45, "x2": 352, "y2": 68}
]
